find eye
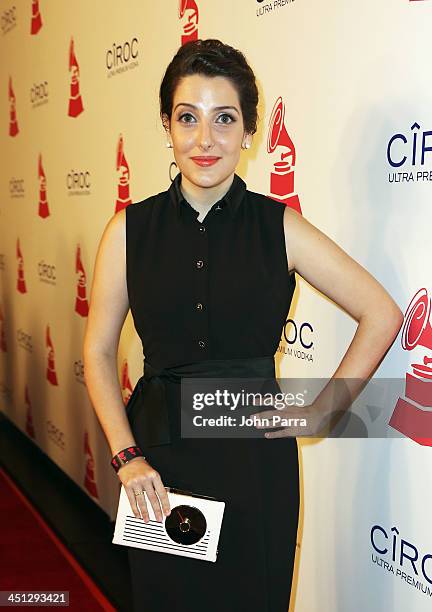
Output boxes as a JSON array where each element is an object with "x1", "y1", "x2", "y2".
[
  {"x1": 177, "y1": 112, "x2": 236, "y2": 124},
  {"x1": 217, "y1": 113, "x2": 236, "y2": 124},
  {"x1": 178, "y1": 112, "x2": 196, "y2": 123}
]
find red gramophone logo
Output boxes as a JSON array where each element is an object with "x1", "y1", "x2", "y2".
[
  {"x1": 25, "y1": 385, "x2": 35, "y2": 438},
  {"x1": 389, "y1": 288, "x2": 432, "y2": 446},
  {"x1": 46, "y1": 325, "x2": 58, "y2": 386},
  {"x1": 115, "y1": 135, "x2": 132, "y2": 212},
  {"x1": 179, "y1": 0, "x2": 199, "y2": 45},
  {"x1": 267, "y1": 96, "x2": 302, "y2": 214},
  {"x1": 30, "y1": 0, "x2": 43, "y2": 35},
  {"x1": 121, "y1": 359, "x2": 133, "y2": 405},
  {"x1": 9, "y1": 77, "x2": 19, "y2": 137},
  {"x1": 38, "y1": 153, "x2": 50, "y2": 218},
  {"x1": 16, "y1": 239, "x2": 27, "y2": 294},
  {"x1": 0, "y1": 306, "x2": 7, "y2": 352},
  {"x1": 84, "y1": 432, "x2": 99, "y2": 498},
  {"x1": 75, "y1": 245, "x2": 89, "y2": 317},
  {"x1": 68, "y1": 37, "x2": 84, "y2": 118}
]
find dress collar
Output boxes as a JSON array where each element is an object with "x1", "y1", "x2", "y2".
[{"x1": 168, "y1": 171, "x2": 246, "y2": 219}]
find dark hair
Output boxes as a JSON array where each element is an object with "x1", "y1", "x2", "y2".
[{"x1": 159, "y1": 39, "x2": 259, "y2": 135}]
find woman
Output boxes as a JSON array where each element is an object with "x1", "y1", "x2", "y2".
[{"x1": 83, "y1": 39, "x2": 403, "y2": 611}]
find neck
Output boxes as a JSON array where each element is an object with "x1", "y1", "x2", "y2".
[{"x1": 180, "y1": 172, "x2": 235, "y2": 213}]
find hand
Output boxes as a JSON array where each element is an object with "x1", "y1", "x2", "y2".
[
  {"x1": 117, "y1": 457, "x2": 171, "y2": 523},
  {"x1": 251, "y1": 396, "x2": 336, "y2": 439}
]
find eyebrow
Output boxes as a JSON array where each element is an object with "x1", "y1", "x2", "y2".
[{"x1": 173, "y1": 103, "x2": 239, "y2": 113}]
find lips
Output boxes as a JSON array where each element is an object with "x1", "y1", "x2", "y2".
[{"x1": 190, "y1": 157, "x2": 221, "y2": 167}]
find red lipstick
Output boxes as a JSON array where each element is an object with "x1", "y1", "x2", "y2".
[{"x1": 190, "y1": 156, "x2": 221, "y2": 167}]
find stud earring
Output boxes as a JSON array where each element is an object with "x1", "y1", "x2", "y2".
[
  {"x1": 242, "y1": 142, "x2": 251, "y2": 150},
  {"x1": 166, "y1": 142, "x2": 173, "y2": 148}
]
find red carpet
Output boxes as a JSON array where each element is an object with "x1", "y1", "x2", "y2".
[{"x1": 0, "y1": 468, "x2": 116, "y2": 611}]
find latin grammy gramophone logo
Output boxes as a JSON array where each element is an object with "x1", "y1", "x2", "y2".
[
  {"x1": 9, "y1": 76, "x2": 19, "y2": 137},
  {"x1": 75, "y1": 245, "x2": 89, "y2": 317},
  {"x1": 121, "y1": 359, "x2": 133, "y2": 405},
  {"x1": 30, "y1": 0, "x2": 43, "y2": 35},
  {"x1": 84, "y1": 432, "x2": 99, "y2": 499},
  {"x1": 0, "y1": 305, "x2": 7, "y2": 352},
  {"x1": 389, "y1": 288, "x2": 432, "y2": 446},
  {"x1": 179, "y1": 0, "x2": 199, "y2": 45},
  {"x1": 38, "y1": 153, "x2": 50, "y2": 218},
  {"x1": 16, "y1": 239, "x2": 27, "y2": 294},
  {"x1": 267, "y1": 96, "x2": 301, "y2": 214},
  {"x1": 25, "y1": 385, "x2": 35, "y2": 439},
  {"x1": 115, "y1": 134, "x2": 132, "y2": 212},
  {"x1": 46, "y1": 325, "x2": 58, "y2": 386},
  {"x1": 68, "y1": 37, "x2": 84, "y2": 118}
]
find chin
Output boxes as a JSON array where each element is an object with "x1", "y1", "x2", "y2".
[{"x1": 189, "y1": 164, "x2": 234, "y2": 183}]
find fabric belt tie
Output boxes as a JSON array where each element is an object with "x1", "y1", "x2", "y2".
[{"x1": 125, "y1": 355, "x2": 276, "y2": 448}]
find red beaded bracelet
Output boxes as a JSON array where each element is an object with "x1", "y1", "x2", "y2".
[{"x1": 111, "y1": 445, "x2": 145, "y2": 473}]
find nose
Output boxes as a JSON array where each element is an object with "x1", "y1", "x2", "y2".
[{"x1": 197, "y1": 119, "x2": 213, "y2": 150}]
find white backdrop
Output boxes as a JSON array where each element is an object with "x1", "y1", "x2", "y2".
[{"x1": 1, "y1": 1, "x2": 432, "y2": 610}]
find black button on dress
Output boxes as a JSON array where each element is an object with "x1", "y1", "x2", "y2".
[{"x1": 125, "y1": 171, "x2": 299, "y2": 612}]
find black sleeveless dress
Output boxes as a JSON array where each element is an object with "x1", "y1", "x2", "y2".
[{"x1": 125, "y1": 172, "x2": 299, "y2": 612}]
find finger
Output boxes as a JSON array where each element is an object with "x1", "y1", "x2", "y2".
[
  {"x1": 266, "y1": 424, "x2": 316, "y2": 438},
  {"x1": 251, "y1": 409, "x2": 289, "y2": 427},
  {"x1": 125, "y1": 486, "x2": 147, "y2": 521},
  {"x1": 256, "y1": 404, "x2": 313, "y2": 425},
  {"x1": 143, "y1": 483, "x2": 166, "y2": 523},
  {"x1": 152, "y1": 477, "x2": 171, "y2": 517},
  {"x1": 264, "y1": 427, "x2": 299, "y2": 439},
  {"x1": 130, "y1": 486, "x2": 150, "y2": 522}
]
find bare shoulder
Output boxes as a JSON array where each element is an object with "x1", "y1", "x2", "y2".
[
  {"x1": 95, "y1": 208, "x2": 127, "y2": 285},
  {"x1": 104, "y1": 207, "x2": 125, "y2": 241},
  {"x1": 282, "y1": 205, "x2": 311, "y2": 274},
  {"x1": 84, "y1": 208, "x2": 128, "y2": 356},
  {"x1": 282, "y1": 204, "x2": 352, "y2": 278},
  {"x1": 282, "y1": 204, "x2": 360, "y2": 275},
  {"x1": 282, "y1": 205, "x2": 403, "y2": 322},
  {"x1": 283, "y1": 204, "x2": 347, "y2": 271}
]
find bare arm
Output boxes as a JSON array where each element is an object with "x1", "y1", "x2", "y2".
[
  {"x1": 283, "y1": 206, "x2": 404, "y2": 414},
  {"x1": 83, "y1": 209, "x2": 135, "y2": 455},
  {"x1": 83, "y1": 209, "x2": 171, "y2": 521}
]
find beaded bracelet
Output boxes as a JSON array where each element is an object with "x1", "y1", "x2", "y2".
[{"x1": 111, "y1": 445, "x2": 145, "y2": 473}]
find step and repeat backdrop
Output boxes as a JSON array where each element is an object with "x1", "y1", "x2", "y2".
[{"x1": 2, "y1": 1, "x2": 432, "y2": 610}]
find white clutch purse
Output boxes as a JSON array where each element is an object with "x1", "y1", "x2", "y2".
[{"x1": 112, "y1": 484, "x2": 226, "y2": 562}]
